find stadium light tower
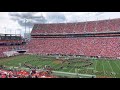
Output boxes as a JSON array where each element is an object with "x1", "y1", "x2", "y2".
[
  {"x1": 29, "y1": 25, "x2": 31, "y2": 34},
  {"x1": 25, "y1": 18, "x2": 27, "y2": 34},
  {"x1": 4, "y1": 27, "x2": 6, "y2": 34},
  {"x1": 20, "y1": 29, "x2": 22, "y2": 35},
  {"x1": 10, "y1": 29, "x2": 11, "y2": 35},
  {"x1": 15, "y1": 29, "x2": 16, "y2": 35}
]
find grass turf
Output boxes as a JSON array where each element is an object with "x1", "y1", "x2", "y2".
[{"x1": 0, "y1": 54, "x2": 120, "y2": 78}]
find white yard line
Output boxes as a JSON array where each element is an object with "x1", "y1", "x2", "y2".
[
  {"x1": 85, "y1": 62, "x2": 92, "y2": 74},
  {"x1": 102, "y1": 60, "x2": 105, "y2": 76},
  {"x1": 42, "y1": 61, "x2": 51, "y2": 66},
  {"x1": 113, "y1": 61, "x2": 120, "y2": 71},
  {"x1": 49, "y1": 61, "x2": 59, "y2": 67},
  {"x1": 69, "y1": 63, "x2": 77, "y2": 72},
  {"x1": 95, "y1": 60, "x2": 97, "y2": 71},
  {"x1": 37, "y1": 60, "x2": 46, "y2": 67},
  {"x1": 51, "y1": 61, "x2": 66, "y2": 70},
  {"x1": 85, "y1": 66, "x2": 89, "y2": 74},
  {"x1": 107, "y1": 61, "x2": 116, "y2": 78},
  {"x1": 108, "y1": 61, "x2": 114, "y2": 72},
  {"x1": 40, "y1": 60, "x2": 54, "y2": 68},
  {"x1": 48, "y1": 61, "x2": 60, "y2": 69},
  {"x1": 52, "y1": 62, "x2": 61, "y2": 68}
]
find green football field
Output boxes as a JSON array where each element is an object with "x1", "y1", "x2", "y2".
[{"x1": 0, "y1": 54, "x2": 120, "y2": 78}]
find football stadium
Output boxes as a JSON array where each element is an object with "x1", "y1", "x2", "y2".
[{"x1": 0, "y1": 12, "x2": 120, "y2": 78}]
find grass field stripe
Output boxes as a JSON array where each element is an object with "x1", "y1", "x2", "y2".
[
  {"x1": 112, "y1": 61, "x2": 120, "y2": 77},
  {"x1": 114, "y1": 61, "x2": 120, "y2": 71},
  {"x1": 73, "y1": 63, "x2": 79, "y2": 73},
  {"x1": 45, "y1": 60, "x2": 56, "y2": 66},
  {"x1": 107, "y1": 61, "x2": 113, "y2": 72},
  {"x1": 52, "y1": 60, "x2": 68, "y2": 71},
  {"x1": 102, "y1": 60, "x2": 105, "y2": 76},
  {"x1": 85, "y1": 61, "x2": 90, "y2": 74},
  {"x1": 52, "y1": 62, "x2": 59, "y2": 67},
  {"x1": 69, "y1": 63, "x2": 78, "y2": 73},
  {"x1": 52, "y1": 61, "x2": 61, "y2": 68},
  {"x1": 43, "y1": 60, "x2": 53, "y2": 66},
  {"x1": 69, "y1": 62, "x2": 77, "y2": 72},
  {"x1": 39, "y1": 60, "x2": 51, "y2": 68},
  {"x1": 54, "y1": 63, "x2": 63, "y2": 68},
  {"x1": 43, "y1": 59, "x2": 57, "y2": 67},
  {"x1": 82, "y1": 60, "x2": 89, "y2": 73},
  {"x1": 1, "y1": 54, "x2": 120, "y2": 78},
  {"x1": 85, "y1": 67, "x2": 89, "y2": 74},
  {"x1": 52, "y1": 61, "x2": 64, "y2": 69},
  {"x1": 95, "y1": 60, "x2": 97, "y2": 71},
  {"x1": 107, "y1": 61, "x2": 116, "y2": 78}
]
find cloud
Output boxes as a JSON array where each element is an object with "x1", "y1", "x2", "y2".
[
  {"x1": 9, "y1": 12, "x2": 37, "y2": 19},
  {"x1": 95, "y1": 12, "x2": 104, "y2": 16},
  {"x1": 9, "y1": 12, "x2": 47, "y2": 28},
  {"x1": 46, "y1": 12, "x2": 66, "y2": 23},
  {"x1": 5, "y1": 12, "x2": 120, "y2": 35},
  {"x1": 9, "y1": 12, "x2": 67, "y2": 29}
]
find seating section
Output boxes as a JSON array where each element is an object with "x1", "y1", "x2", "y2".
[
  {"x1": 1, "y1": 18, "x2": 120, "y2": 58},
  {"x1": 31, "y1": 18, "x2": 120, "y2": 34},
  {"x1": 26, "y1": 18, "x2": 120, "y2": 58},
  {"x1": 0, "y1": 40, "x2": 23, "y2": 45},
  {"x1": 0, "y1": 46, "x2": 12, "y2": 57},
  {"x1": 0, "y1": 40, "x2": 23, "y2": 58},
  {"x1": 26, "y1": 37, "x2": 120, "y2": 58}
]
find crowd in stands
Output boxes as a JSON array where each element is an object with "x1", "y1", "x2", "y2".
[
  {"x1": 0, "y1": 69, "x2": 57, "y2": 78},
  {"x1": 0, "y1": 46, "x2": 12, "y2": 58},
  {"x1": 0, "y1": 45, "x2": 25, "y2": 58},
  {"x1": 26, "y1": 37, "x2": 120, "y2": 58},
  {"x1": 0, "y1": 39, "x2": 25, "y2": 57},
  {"x1": 32, "y1": 18, "x2": 120, "y2": 34},
  {"x1": 27, "y1": 18, "x2": 120, "y2": 58},
  {"x1": 1, "y1": 18, "x2": 120, "y2": 58},
  {"x1": 0, "y1": 40, "x2": 23, "y2": 45}
]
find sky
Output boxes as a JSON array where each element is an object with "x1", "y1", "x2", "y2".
[{"x1": 1, "y1": 12, "x2": 120, "y2": 36}]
